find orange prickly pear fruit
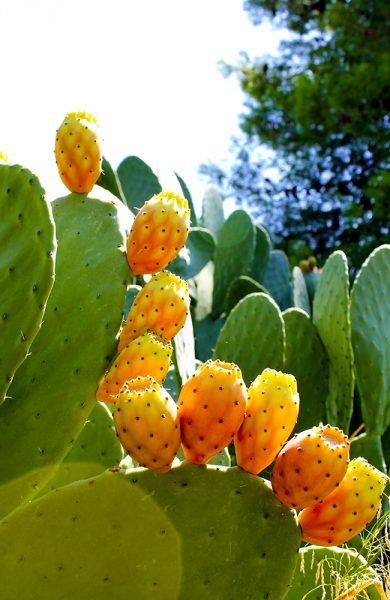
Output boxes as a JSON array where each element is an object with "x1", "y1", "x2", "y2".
[
  {"x1": 127, "y1": 191, "x2": 190, "y2": 275},
  {"x1": 54, "y1": 111, "x2": 102, "y2": 193},
  {"x1": 96, "y1": 331, "x2": 172, "y2": 404},
  {"x1": 118, "y1": 271, "x2": 190, "y2": 352},
  {"x1": 178, "y1": 359, "x2": 247, "y2": 464},
  {"x1": 114, "y1": 376, "x2": 180, "y2": 473},
  {"x1": 298, "y1": 457, "x2": 387, "y2": 546},
  {"x1": 271, "y1": 424, "x2": 350, "y2": 509},
  {"x1": 234, "y1": 369, "x2": 299, "y2": 475}
]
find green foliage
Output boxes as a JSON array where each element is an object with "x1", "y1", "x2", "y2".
[
  {"x1": 0, "y1": 164, "x2": 56, "y2": 405},
  {"x1": 204, "y1": 0, "x2": 390, "y2": 267},
  {"x1": 285, "y1": 545, "x2": 381, "y2": 600}
]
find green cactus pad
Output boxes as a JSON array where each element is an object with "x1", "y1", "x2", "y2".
[
  {"x1": 0, "y1": 464, "x2": 300, "y2": 600},
  {"x1": 214, "y1": 293, "x2": 285, "y2": 385},
  {"x1": 292, "y1": 266, "x2": 311, "y2": 316},
  {"x1": 201, "y1": 185, "x2": 225, "y2": 238},
  {"x1": 303, "y1": 270, "x2": 321, "y2": 303},
  {"x1": 0, "y1": 470, "x2": 181, "y2": 600},
  {"x1": 212, "y1": 210, "x2": 255, "y2": 316},
  {"x1": 250, "y1": 223, "x2": 272, "y2": 284},
  {"x1": 117, "y1": 155, "x2": 162, "y2": 211},
  {"x1": 169, "y1": 227, "x2": 216, "y2": 280},
  {"x1": 224, "y1": 275, "x2": 269, "y2": 314},
  {"x1": 96, "y1": 157, "x2": 126, "y2": 203},
  {"x1": 283, "y1": 308, "x2": 328, "y2": 432},
  {"x1": 351, "y1": 245, "x2": 390, "y2": 436},
  {"x1": 175, "y1": 171, "x2": 198, "y2": 226},
  {"x1": 38, "y1": 402, "x2": 123, "y2": 496},
  {"x1": 0, "y1": 190, "x2": 131, "y2": 518},
  {"x1": 312, "y1": 251, "x2": 354, "y2": 433},
  {"x1": 285, "y1": 545, "x2": 382, "y2": 600},
  {"x1": 263, "y1": 249, "x2": 293, "y2": 311},
  {"x1": 0, "y1": 164, "x2": 56, "y2": 405},
  {"x1": 136, "y1": 463, "x2": 300, "y2": 599}
]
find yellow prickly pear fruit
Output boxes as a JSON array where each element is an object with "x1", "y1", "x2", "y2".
[
  {"x1": 178, "y1": 359, "x2": 247, "y2": 464},
  {"x1": 96, "y1": 331, "x2": 172, "y2": 404},
  {"x1": 271, "y1": 424, "x2": 350, "y2": 508},
  {"x1": 114, "y1": 376, "x2": 180, "y2": 473},
  {"x1": 54, "y1": 111, "x2": 102, "y2": 193},
  {"x1": 234, "y1": 369, "x2": 299, "y2": 476},
  {"x1": 118, "y1": 271, "x2": 190, "y2": 352},
  {"x1": 0, "y1": 151, "x2": 8, "y2": 163},
  {"x1": 299, "y1": 259, "x2": 310, "y2": 272},
  {"x1": 298, "y1": 457, "x2": 387, "y2": 546},
  {"x1": 127, "y1": 191, "x2": 190, "y2": 275}
]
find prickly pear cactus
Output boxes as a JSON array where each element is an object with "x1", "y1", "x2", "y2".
[
  {"x1": 0, "y1": 188, "x2": 131, "y2": 518},
  {"x1": 212, "y1": 209, "x2": 256, "y2": 316},
  {"x1": 117, "y1": 155, "x2": 162, "y2": 211},
  {"x1": 200, "y1": 185, "x2": 225, "y2": 238},
  {"x1": 0, "y1": 464, "x2": 301, "y2": 599},
  {"x1": 38, "y1": 402, "x2": 123, "y2": 495},
  {"x1": 0, "y1": 164, "x2": 56, "y2": 405},
  {"x1": 250, "y1": 223, "x2": 272, "y2": 285},
  {"x1": 224, "y1": 275, "x2": 268, "y2": 314},
  {"x1": 292, "y1": 266, "x2": 311, "y2": 316},
  {"x1": 214, "y1": 293, "x2": 285, "y2": 385},
  {"x1": 283, "y1": 308, "x2": 328, "y2": 432},
  {"x1": 312, "y1": 251, "x2": 354, "y2": 433},
  {"x1": 263, "y1": 249, "x2": 293, "y2": 311},
  {"x1": 351, "y1": 245, "x2": 390, "y2": 471}
]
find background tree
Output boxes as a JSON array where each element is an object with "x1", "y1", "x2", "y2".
[{"x1": 202, "y1": 0, "x2": 390, "y2": 268}]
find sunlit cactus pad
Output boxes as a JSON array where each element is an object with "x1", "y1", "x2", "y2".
[{"x1": 0, "y1": 463, "x2": 301, "y2": 600}]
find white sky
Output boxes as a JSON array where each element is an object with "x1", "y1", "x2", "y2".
[{"x1": 0, "y1": 0, "x2": 279, "y2": 208}]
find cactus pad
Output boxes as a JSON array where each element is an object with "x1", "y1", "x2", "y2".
[
  {"x1": 283, "y1": 308, "x2": 328, "y2": 432},
  {"x1": 0, "y1": 463, "x2": 300, "y2": 599},
  {"x1": 312, "y1": 251, "x2": 354, "y2": 433},
  {"x1": 0, "y1": 190, "x2": 131, "y2": 518},
  {"x1": 214, "y1": 293, "x2": 285, "y2": 385},
  {"x1": 212, "y1": 210, "x2": 255, "y2": 316},
  {"x1": 0, "y1": 164, "x2": 56, "y2": 404},
  {"x1": 351, "y1": 245, "x2": 390, "y2": 436},
  {"x1": 263, "y1": 249, "x2": 293, "y2": 310}
]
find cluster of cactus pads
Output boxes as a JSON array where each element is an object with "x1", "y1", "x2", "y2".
[{"x1": 0, "y1": 114, "x2": 388, "y2": 600}]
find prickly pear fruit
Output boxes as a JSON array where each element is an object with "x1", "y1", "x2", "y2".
[
  {"x1": 118, "y1": 271, "x2": 190, "y2": 352},
  {"x1": 114, "y1": 376, "x2": 180, "y2": 472},
  {"x1": 96, "y1": 331, "x2": 172, "y2": 404},
  {"x1": 54, "y1": 111, "x2": 102, "y2": 193},
  {"x1": 271, "y1": 424, "x2": 350, "y2": 508},
  {"x1": 127, "y1": 191, "x2": 190, "y2": 275},
  {"x1": 0, "y1": 151, "x2": 7, "y2": 163},
  {"x1": 298, "y1": 457, "x2": 387, "y2": 546},
  {"x1": 178, "y1": 359, "x2": 247, "y2": 464},
  {"x1": 234, "y1": 369, "x2": 299, "y2": 475}
]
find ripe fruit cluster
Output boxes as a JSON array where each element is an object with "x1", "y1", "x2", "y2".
[{"x1": 59, "y1": 110, "x2": 386, "y2": 549}]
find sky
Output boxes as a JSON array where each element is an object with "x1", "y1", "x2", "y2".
[{"x1": 0, "y1": 0, "x2": 280, "y2": 211}]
